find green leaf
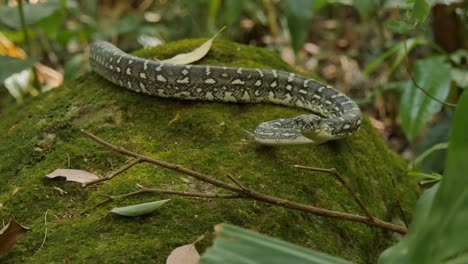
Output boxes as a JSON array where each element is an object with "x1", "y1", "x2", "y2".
[
  {"x1": 286, "y1": 0, "x2": 314, "y2": 54},
  {"x1": 411, "y1": 142, "x2": 449, "y2": 170},
  {"x1": 407, "y1": 171, "x2": 442, "y2": 184},
  {"x1": 208, "y1": 0, "x2": 221, "y2": 31},
  {"x1": 387, "y1": 20, "x2": 416, "y2": 34},
  {"x1": 413, "y1": 111, "x2": 452, "y2": 173},
  {"x1": 389, "y1": 38, "x2": 426, "y2": 73},
  {"x1": 200, "y1": 224, "x2": 350, "y2": 264},
  {"x1": 64, "y1": 53, "x2": 85, "y2": 80},
  {"x1": 379, "y1": 183, "x2": 440, "y2": 263},
  {"x1": 399, "y1": 56, "x2": 451, "y2": 142},
  {"x1": 353, "y1": 0, "x2": 376, "y2": 20},
  {"x1": 449, "y1": 49, "x2": 468, "y2": 65},
  {"x1": 110, "y1": 199, "x2": 170, "y2": 217},
  {"x1": 364, "y1": 38, "x2": 426, "y2": 76},
  {"x1": 0, "y1": 56, "x2": 39, "y2": 83},
  {"x1": 412, "y1": 0, "x2": 430, "y2": 22},
  {"x1": 451, "y1": 67, "x2": 468, "y2": 89},
  {"x1": 222, "y1": 0, "x2": 244, "y2": 26},
  {"x1": 380, "y1": 90, "x2": 468, "y2": 263}
]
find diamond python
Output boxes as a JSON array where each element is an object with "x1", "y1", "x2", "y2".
[{"x1": 89, "y1": 41, "x2": 362, "y2": 145}]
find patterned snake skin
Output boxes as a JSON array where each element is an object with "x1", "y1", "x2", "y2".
[{"x1": 89, "y1": 41, "x2": 361, "y2": 145}]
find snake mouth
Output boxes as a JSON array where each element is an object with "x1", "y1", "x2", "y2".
[{"x1": 254, "y1": 135, "x2": 315, "y2": 145}]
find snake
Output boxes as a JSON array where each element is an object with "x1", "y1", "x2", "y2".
[{"x1": 89, "y1": 41, "x2": 361, "y2": 145}]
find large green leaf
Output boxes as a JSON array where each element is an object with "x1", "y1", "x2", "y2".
[
  {"x1": 380, "y1": 90, "x2": 468, "y2": 263},
  {"x1": 412, "y1": 0, "x2": 430, "y2": 22},
  {"x1": 286, "y1": 0, "x2": 314, "y2": 54},
  {"x1": 200, "y1": 224, "x2": 350, "y2": 264},
  {"x1": 352, "y1": 0, "x2": 376, "y2": 20},
  {"x1": 399, "y1": 56, "x2": 452, "y2": 142},
  {"x1": 0, "y1": 55, "x2": 39, "y2": 83}
]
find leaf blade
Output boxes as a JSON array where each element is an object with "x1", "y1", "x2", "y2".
[
  {"x1": 111, "y1": 199, "x2": 170, "y2": 217},
  {"x1": 200, "y1": 224, "x2": 351, "y2": 264},
  {"x1": 0, "y1": 55, "x2": 39, "y2": 83},
  {"x1": 399, "y1": 56, "x2": 452, "y2": 142},
  {"x1": 380, "y1": 90, "x2": 468, "y2": 263},
  {"x1": 286, "y1": 0, "x2": 314, "y2": 54}
]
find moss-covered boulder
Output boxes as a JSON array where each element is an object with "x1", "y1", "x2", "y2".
[{"x1": 0, "y1": 40, "x2": 416, "y2": 263}]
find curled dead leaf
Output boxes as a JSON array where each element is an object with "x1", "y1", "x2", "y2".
[
  {"x1": 156, "y1": 26, "x2": 226, "y2": 65},
  {"x1": 0, "y1": 220, "x2": 30, "y2": 254},
  {"x1": 46, "y1": 169, "x2": 99, "y2": 184}
]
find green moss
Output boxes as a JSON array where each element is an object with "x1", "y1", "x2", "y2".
[{"x1": 0, "y1": 39, "x2": 416, "y2": 263}]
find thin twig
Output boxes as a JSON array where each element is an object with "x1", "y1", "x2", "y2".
[
  {"x1": 389, "y1": 174, "x2": 409, "y2": 228},
  {"x1": 81, "y1": 129, "x2": 243, "y2": 193},
  {"x1": 403, "y1": 40, "x2": 456, "y2": 107},
  {"x1": 82, "y1": 157, "x2": 143, "y2": 187},
  {"x1": 294, "y1": 165, "x2": 374, "y2": 220},
  {"x1": 81, "y1": 130, "x2": 408, "y2": 234},
  {"x1": 227, "y1": 173, "x2": 249, "y2": 192},
  {"x1": 34, "y1": 209, "x2": 49, "y2": 256}
]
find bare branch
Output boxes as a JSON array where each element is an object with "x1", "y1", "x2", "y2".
[
  {"x1": 81, "y1": 129, "x2": 243, "y2": 193},
  {"x1": 82, "y1": 157, "x2": 143, "y2": 187},
  {"x1": 294, "y1": 165, "x2": 374, "y2": 220},
  {"x1": 81, "y1": 130, "x2": 408, "y2": 234}
]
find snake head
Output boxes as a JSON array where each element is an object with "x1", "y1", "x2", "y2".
[
  {"x1": 294, "y1": 114, "x2": 322, "y2": 132},
  {"x1": 294, "y1": 114, "x2": 332, "y2": 144}
]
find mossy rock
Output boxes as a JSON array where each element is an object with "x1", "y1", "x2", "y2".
[{"x1": 0, "y1": 39, "x2": 416, "y2": 263}]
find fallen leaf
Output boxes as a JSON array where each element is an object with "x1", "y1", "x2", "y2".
[
  {"x1": 166, "y1": 235, "x2": 204, "y2": 264},
  {"x1": 166, "y1": 244, "x2": 200, "y2": 264},
  {"x1": 169, "y1": 113, "x2": 182, "y2": 125},
  {"x1": 11, "y1": 187, "x2": 19, "y2": 196},
  {"x1": 46, "y1": 169, "x2": 99, "y2": 184},
  {"x1": 0, "y1": 220, "x2": 30, "y2": 254},
  {"x1": 157, "y1": 26, "x2": 226, "y2": 65},
  {"x1": 111, "y1": 199, "x2": 170, "y2": 217},
  {"x1": 34, "y1": 147, "x2": 44, "y2": 152}
]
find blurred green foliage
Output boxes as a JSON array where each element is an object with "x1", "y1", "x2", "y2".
[{"x1": 0, "y1": 0, "x2": 467, "y2": 262}]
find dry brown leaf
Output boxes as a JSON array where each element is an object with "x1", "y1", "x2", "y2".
[
  {"x1": 0, "y1": 220, "x2": 30, "y2": 254},
  {"x1": 46, "y1": 169, "x2": 99, "y2": 184},
  {"x1": 166, "y1": 235, "x2": 205, "y2": 264},
  {"x1": 157, "y1": 26, "x2": 226, "y2": 65},
  {"x1": 35, "y1": 63, "x2": 63, "y2": 88},
  {"x1": 0, "y1": 32, "x2": 27, "y2": 58},
  {"x1": 34, "y1": 147, "x2": 44, "y2": 152}
]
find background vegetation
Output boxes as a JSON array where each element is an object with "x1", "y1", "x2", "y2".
[{"x1": 1, "y1": 0, "x2": 466, "y2": 263}]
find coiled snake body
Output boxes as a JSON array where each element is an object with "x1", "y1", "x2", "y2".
[{"x1": 90, "y1": 41, "x2": 361, "y2": 145}]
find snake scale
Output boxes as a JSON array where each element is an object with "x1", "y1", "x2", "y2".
[{"x1": 89, "y1": 41, "x2": 361, "y2": 145}]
